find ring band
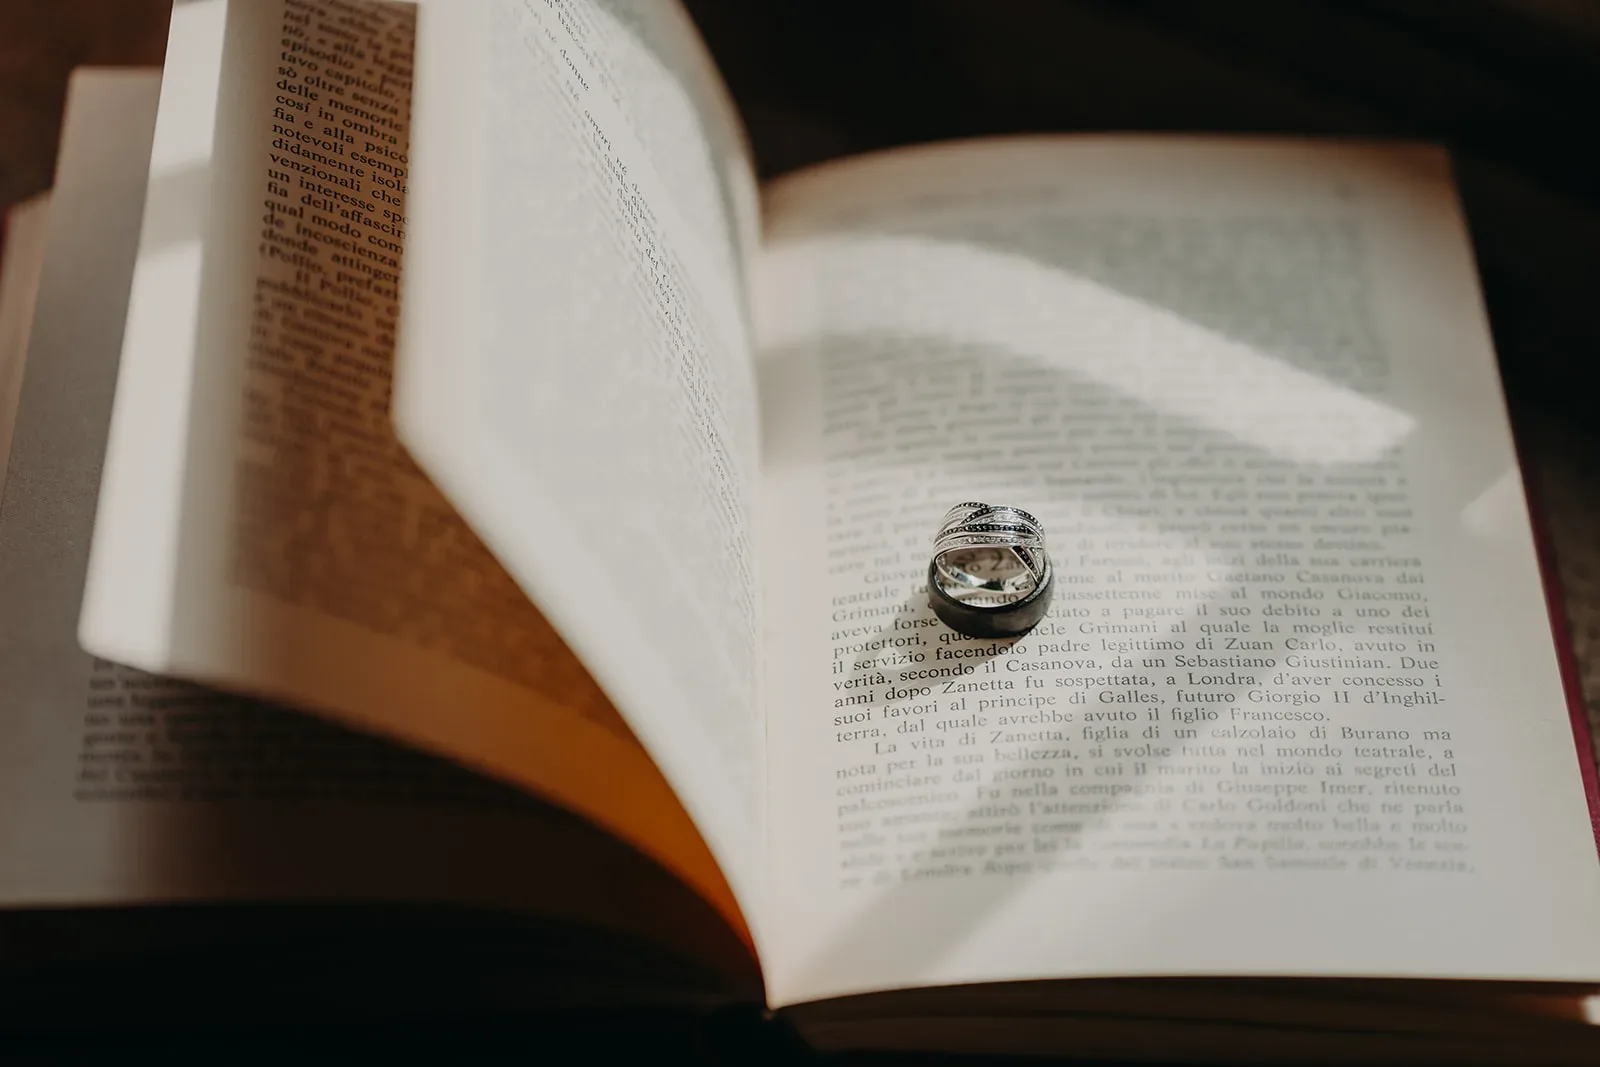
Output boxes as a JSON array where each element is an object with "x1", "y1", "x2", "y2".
[{"x1": 928, "y1": 502, "x2": 1054, "y2": 638}]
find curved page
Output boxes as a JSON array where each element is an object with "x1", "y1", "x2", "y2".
[
  {"x1": 395, "y1": 1, "x2": 766, "y2": 933},
  {"x1": 75, "y1": 0, "x2": 738, "y2": 928}
]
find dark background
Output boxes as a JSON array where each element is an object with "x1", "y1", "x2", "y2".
[
  {"x1": 684, "y1": 0, "x2": 1600, "y2": 420},
  {"x1": 3, "y1": 1, "x2": 1600, "y2": 1062}
]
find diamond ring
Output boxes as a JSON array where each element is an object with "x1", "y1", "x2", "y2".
[{"x1": 928, "y1": 501, "x2": 1054, "y2": 638}]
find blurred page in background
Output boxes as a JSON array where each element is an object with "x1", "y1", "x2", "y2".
[{"x1": 0, "y1": 194, "x2": 49, "y2": 477}]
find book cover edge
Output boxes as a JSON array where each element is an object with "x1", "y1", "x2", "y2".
[{"x1": 1520, "y1": 457, "x2": 1600, "y2": 849}]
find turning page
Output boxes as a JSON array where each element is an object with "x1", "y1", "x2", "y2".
[
  {"x1": 75, "y1": 0, "x2": 733, "y2": 919},
  {"x1": 3, "y1": 68, "x2": 743, "y2": 982},
  {"x1": 756, "y1": 138, "x2": 1600, "y2": 1005},
  {"x1": 397, "y1": 1, "x2": 766, "y2": 923}
]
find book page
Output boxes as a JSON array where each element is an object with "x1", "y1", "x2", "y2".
[
  {"x1": 756, "y1": 138, "x2": 1600, "y2": 1006},
  {"x1": 0, "y1": 195, "x2": 49, "y2": 478},
  {"x1": 74, "y1": 0, "x2": 738, "y2": 924},
  {"x1": 395, "y1": 2, "x2": 766, "y2": 924},
  {"x1": 0, "y1": 64, "x2": 752, "y2": 988}
]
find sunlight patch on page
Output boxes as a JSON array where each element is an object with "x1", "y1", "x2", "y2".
[
  {"x1": 1462, "y1": 467, "x2": 1529, "y2": 544},
  {"x1": 152, "y1": 0, "x2": 227, "y2": 176},
  {"x1": 76, "y1": 7, "x2": 225, "y2": 667},
  {"x1": 81, "y1": 239, "x2": 203, "y2": 666},
  {"x1": 763, "y1": 234, "x2": 1414, "y2": 465}
]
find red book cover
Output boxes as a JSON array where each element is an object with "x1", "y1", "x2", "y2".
[{"x1": 1524, "y1": 469, "x2": 1600, "y2": 848}]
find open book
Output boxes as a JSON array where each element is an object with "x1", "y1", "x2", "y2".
[{"x1": 4, "y1": 0, "x2": 1599, "y2": 1060}]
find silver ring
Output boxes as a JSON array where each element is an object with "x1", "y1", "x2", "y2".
[{"x1": 932, "y1": 501, "x2": 1050, "y2": 608}]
